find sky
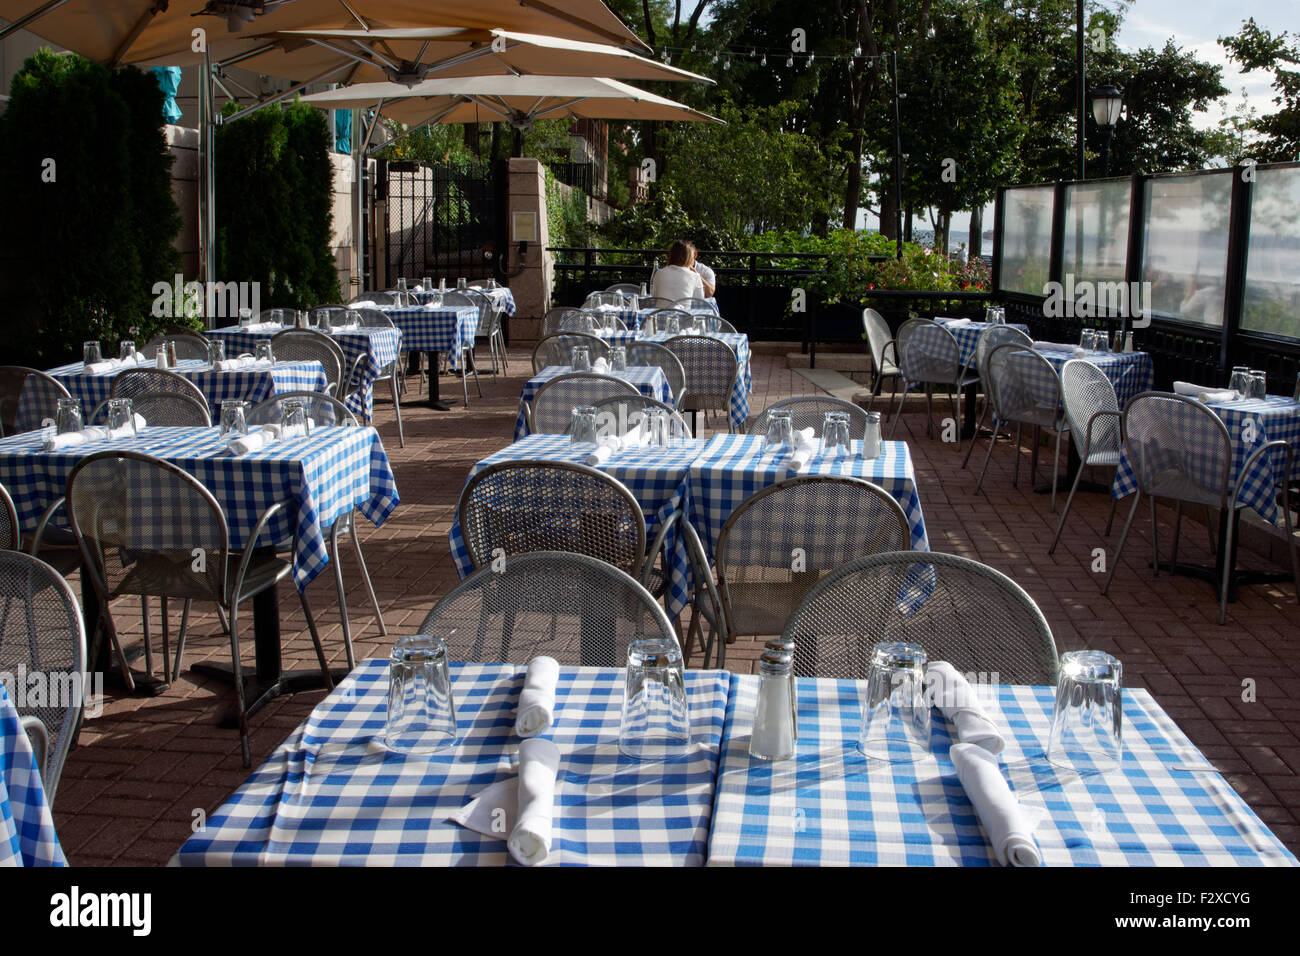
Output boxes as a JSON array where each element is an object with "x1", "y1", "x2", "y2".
[{"x1": 854, "y1": 0, "x2": 1296, "y2": 240}]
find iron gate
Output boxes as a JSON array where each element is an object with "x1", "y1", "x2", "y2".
[{"x1": 378, "y1": 158, "x2": 505, "y2": 286}]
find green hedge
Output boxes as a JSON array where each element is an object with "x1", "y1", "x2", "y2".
[{"x1": 0, "y1": 50, "x2": 180, "y2": 366}]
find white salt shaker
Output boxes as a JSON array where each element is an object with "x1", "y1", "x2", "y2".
[
  {"x1": 861, "y1": 410, "x2": 882, "y2": 459},
  {"x1": 750, "y1": 650, "x2": 796, "y2": 761}
]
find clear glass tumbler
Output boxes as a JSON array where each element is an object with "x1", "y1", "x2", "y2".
[
  {"x1": 105, "y1": 398, "x2": 136, "y2": 437},
  {"x1": 207, "y1": 340, "x2": 225, "y2": 367},
  {"x1": 1249, "y1": 370, "x2": 1267, "y2": 400},
  {"x1": 280, "y1": 398, "x2": 310, "y2": 438},
  {"x1": 1228, "y1": 366, "x2": 1249, "y2": 396},
  {"x1": 571, "y1": 346, "x2": 592, "y2": 372},
  {"x1": 55, "y1": 397, "x2": 82, "y2": 435},
  {"x1": 256, "y1": 343, "x2": 275, "y2": 364},
  {"x1": 83, "y1": 341, "x2": 102, "y2": 366},
  {"x1": 619, "y1": 637, "x2": 690, "y2": 761},
  {"x1": 1048, "y1": 649, "x2": 1123, "y2": 774},
  {"x1": 609, "y1": 346, "x2": 628, "y2": 376},
  {"x1": 220, "y1": 400, "x2": 249, "y2": 445},
  {"x1": 644, "y1": 407, "x2": 669, "y2": 447},
  {"x1": 859, "y1": 642, "x2": 931, "y2": 761},
  {"x1": 119, "y1": 341, "x2": 136, "y2": 361},
  {"x1": 820, "y1": 411, "x2": 852, "y2": 458},
  {"x1": 762, "y1": 408, "x2": 795, "y2": 457},
  {"x1": 569, "y1": 405, "x2": 598, "y2": 446},
  {"x1": 385, "y1": 635, "x2": 457, "y2": 754}
]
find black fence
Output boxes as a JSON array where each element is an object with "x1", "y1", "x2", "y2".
[{"x1": 546, "y1": 162, "x2": 595, "y2": 196}]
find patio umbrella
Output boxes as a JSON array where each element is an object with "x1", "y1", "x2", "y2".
[{"x1": 299, "y1": 75, "x2": 722, "y2": 135}]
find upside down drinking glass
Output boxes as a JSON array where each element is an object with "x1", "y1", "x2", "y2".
[
  {"x1": 859, "y1": 642, "x2": 931, "y2": 761},
  {"x1": 1048, "y1": 650, "x2": 1123, "y2": 774},
  {"x1": 619, "y1": 637, "x2": 690, "y2": 761}
]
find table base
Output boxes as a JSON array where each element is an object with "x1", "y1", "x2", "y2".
[{"x1": 189, "y1": 661, "x2": 351, "y2": 726}]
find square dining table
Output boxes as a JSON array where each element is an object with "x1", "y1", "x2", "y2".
[
  {"x1": 448, "y1": 433, "x2": 706, "y2": 619},
  {"x1": 935, "y1": 317, "x2": 1032, "y2": 369},
  {"x1": 708, "y1": 675, "x2": 1298, "y2": 866},
  {"x1": 1028, "y1": 345, "x2": 1155, "y2": 411},
  {"x1": 514, "y1": 366, "x2": 673, "y2": 440},
  {"x1": 172, "y1": 659, "x2": 730, "y2": 866},
  {"x1": 204, "y1": 324, "x2": 402, "y2": 424}
]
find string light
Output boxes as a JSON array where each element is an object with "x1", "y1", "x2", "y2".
[
  {"x1": 760, "y1": 53, "x2": 767, "y2": 66},
  {"x1": 786, "y1": 55, "x2": 794, "y2": 67}
]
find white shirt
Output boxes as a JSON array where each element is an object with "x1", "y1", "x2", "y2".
[
  {"x1": 693, "y1": 261, "x2": 716, "y2": 289},
  {"x1": 650, "y1": 265, "x2": 705, "y2": 302}
]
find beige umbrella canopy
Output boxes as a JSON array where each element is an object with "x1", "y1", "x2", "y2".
[
  {"x1": 299, "y1": 75, "x2": 722, "y2": 134},
  {"x1": 0, "y1": 0, "x2": 648, "y2": 68}
]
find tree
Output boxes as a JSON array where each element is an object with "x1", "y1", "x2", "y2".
[{"x1": 1220, "y1": 19, "x2": 1300, "y2": 162}]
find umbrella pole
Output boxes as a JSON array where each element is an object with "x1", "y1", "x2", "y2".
[{"x1": 198, "y1": 46, "x2": 216, "y2": 316}]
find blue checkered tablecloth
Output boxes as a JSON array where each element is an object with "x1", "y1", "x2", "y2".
[
  {"x1": 687, "y1": 434, "x2": 929, "y2": 562},
  {"x1": 514, "y1": 366, "x2": 674, "y2": 440},
  {"x1": 708, "y1": 677, "x2": 1297, "y2": 866},
  {"x1": 204, "y1": 326, "x2": 402, "y2": 424},
  {"x1": 448, "y1": 434, "x2": 706, "y2": 618},
  {"x1": 172, "y1": 659, "x2": 729, "y2": 866},
  {"x1": 1032, "y1": 347, "x2": 1154, "y2": 411},
  {"x1": 936, "y1": 318, "x2": 1031, "y2": 369},
  {"x1": 1112, "y1": 395, "x2": 1300, "y2": 525},
  {"x1": 41, "y1": 358, "x2": 327, "y2": 424},
  {"x1": 0, "y1": 425, "x2": 399, "y2": 591},
  {"x1": 0, "y1": 682, "x2": 65, "y2": 867},
  {"x1": 382, "y1": 305, "x2": 479, "y2": 356},
  {"x1": 412, "y1": 287, "x2": 516, "y2": 317}
]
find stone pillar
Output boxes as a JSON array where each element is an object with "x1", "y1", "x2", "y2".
[
  {"x1": 506, "y1": 157, "x2": 552, "y2": 343},
  {"x1": 164, "y1": 125, "x2": 200, "y2": 280}
]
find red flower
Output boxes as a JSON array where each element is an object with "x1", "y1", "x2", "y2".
[{"x1": 867, "y1": 283, "x2": 875, "y2": 290}]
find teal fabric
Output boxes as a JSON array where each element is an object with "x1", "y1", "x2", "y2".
[{"x1": 152, "y1": 66, "x2": 182, "y2": 124}]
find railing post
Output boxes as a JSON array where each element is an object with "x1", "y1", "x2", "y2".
[{"x1": 1221, "y1": 165, "x2": 1252, "y2": 374}]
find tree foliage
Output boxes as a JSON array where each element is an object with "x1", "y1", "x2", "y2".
[
  {"x1": 0, "y1": 50, "x2": 181, "y2": 365},
  {"x1": 1220, "y1": 19, "x2": 1300, "y2": 162}
]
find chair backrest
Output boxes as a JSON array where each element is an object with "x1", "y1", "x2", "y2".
[
  {"x1": 0, "y1": 366, "x2": 72, "y2": 437},
  {"x1": 270, "y1": 329, "x2": 344, "y2": 391},
  {"x1": 583, "y1": 292, "x2": 624, "y2": 309},
  {"x1": 350, "y1": 291, "x2": 397, "y2": 306},
  {"x1": 626, "y1": 341, "x2": 687, "y2": 407},
  {"x1": 143, "y1": 333, "x2": 211, "y2": 362},
  {"x1": 644, "y1": 308, "x2": 691, "y2": 335},
  {"x1": 585, "y1": 395, "x2": 691, "y2": 438},
  {"x1": 530, "y1": 372, "x2": 639, "y2": 435},
  {"x1": 639, "y1": 296, "x2": 675, "y2": 311},
  {"x1": 716, "y1": 477, "x2": 911, "y2": 638},
  {"x1": 531, "y1": 333, "x2": 611, "y2": 374},
  {"x1": 1060, "y1": 359, "x2": 1122, "y2": 459},
  {"x1": 541, "y1": 308, "x2": 577, "y2": 337},
  {"x1": 355, "y1": 307, "x2": 395, "y2": 329},
  {"x1": 129, "y1": 391, "x2": 212, "y2": 427},
  {"x1": 985, "y1": 344, "x2": 1062, "y2": 429},
  {"x1": 457, "y1": 461, "x2": 647, "y2": 577},
  {"x1": 309, "y1": 305, "x2": 351, "y2": 324},
  {"x1": 605, "y1": 283, "x2": 641, "y2": 294},
  {"x1": 0, "y1": 550, "x2": 86, "y2": 805},
  {"x1": 782, "y1": 550, "x2": 1060, "y2": 683},
  {"x1": 861, "y1": 308, "x2": 895, "y2": 371},
  {"x1": 339, "y1": 352, "x2": 369, "y2": 402},
  {"x1": 675, "y1": 297, "x2": 719, "y2": 315},
  {"x1": 1122, "y1": 392, "x2": 1232, "y2": 506},
  {"x1": 109, "y1": 368, "x2": 210, "y2": 413},
  {"x1": 0, "y1": 481, "x2": 19, "y2": 551},
  {"x1": 556, "y1": 309, "x2": 614, "y2": 333},
  {"x1": 461, "y1": 288, "x2": 499, "y2": 337},
  {"x1": 897, "y1": 320, "x2": 960, "y2": 386},
  {"x1": 255, "y1": 308, "x2": 297, "y2": 326},
  {"x1": 436, "y1": 291, "x2": 475, "y2": 309},
  {"x1": 973, "y1": 325, "x2": 1033, "y2": 384},
  {"x1": 417, "y1": 551, "x2": 677, "y2": 667},
  {"x1": 247, "y1": 390, "x2": 358, "y2": 428},
  {"x1": 748, "y1": 395, "x2": 869, "y2": 440},
  {"x1": 662, "y1": 335, "x2": 739, "y2": 411}
]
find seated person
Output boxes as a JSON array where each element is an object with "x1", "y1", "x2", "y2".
[
  {"x1": 692, "y1": 251, "x2": 716, "y2": 297},
  {"x1": 650, "y1": 240, "x2": 706, "y2": 302}
]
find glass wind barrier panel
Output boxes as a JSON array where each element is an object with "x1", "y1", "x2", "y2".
[
  {"x1": 1062, "y1": 179, "x2": 1131, "y2": 292},
  {"x1": 1138, "y1": 171, "x2": 1232, "y2": 327},
  {"x1": 998, "y1": 185, "x2": 1056, "y2": 296},
  {"x1": 1241, "y1": 165, "x2": 1300, "y2": 339}
]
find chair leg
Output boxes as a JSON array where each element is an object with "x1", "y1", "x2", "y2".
[
  {"x1": 1203, "y1": 505, "x2": 1217, "y2": 556},
  {"x1": 349, "y1": 514, "x2": 386, "y2": 642},
  {"x1": 1149, "y1": 495, "x2": 1160, "y2": 577},
  {"x1": 1172, "y1": 500, "x2": 1183, "y2": 570},
  {"x1": 1281, "y1": 482, "x2": 1300, "y2": 606},
  {"x1": 1105, "y1": 487, "x2": 1118, "y2": 536},
  {"x1": 297, "y1": 589, "x2": 334, "y2": 689},
  {"x1": 949, "y1": 387, "x2": 962, "y2": 454},
  {"x1": 390, "y1": 365, "x2": 405, "y2": 449},
  {"x1": 470, "y1": 346, "x2": 482, "y2": 397},
  {"x1": 961, "y1": 401, "x2": 988, "y2": 469},
  {"x1": 1049, "y1": 455, "x2": 1086, "y2": 554},
  {"x1": 924, "y1": 388, "x2": 934, "y2": 438},
  {"x1": 172, "y1": 599, "x2": 192, "y2": 683},
  {"x1": 461, "y1": 353, "x2": 470, "y2": 406},
  {"x1": 330, "y1": 526, "x2": 354, "y2": 673},
  {"x1": 1012, "y1": 423, "x2": 1023, "y2": 488},
  {"x1": 1102, "y1": 491, "x2": 1142, "y2": 595},
  {"x1": 1050, "y1": 427, "x2": 1063, "y2": 513},
  {"x1": 889, "y1": 380, "x2": 907, "y2": 438},
  {"x1": 975, "y1": 423, "x2": 999, "y2": 496},
  {"x1": 1219, "y1": 508, "x2": 1236, "y2": 626},
  {"x1": 141, "y1": 597, "x2": 154, "y2": 677},
  {"x1": 160, "y1": 595, "x2": 171, "y2": 687},
  {"x1": 1029, "y1": 425, "x2": 1041, "y2": 486},
  {"x1": 227, "y1": 605, "x2": 251, "y2": 767}
]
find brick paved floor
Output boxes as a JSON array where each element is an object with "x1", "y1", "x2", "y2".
[{"x1": 50, "y1": 348, "x2": 1300, "y2": 864}]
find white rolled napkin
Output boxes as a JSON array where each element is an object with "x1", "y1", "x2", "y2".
[
  {"x1": 781, "y1": 426, "x2": 818, "y2": 473},
  {"x1": 590, "y1": 357, "x2": 610, "y2": 373},
  {"x1": 447, "y1": 737, "x2": 562, "y2": 866},
  {"x1": 581, "y1": 424, "x2": 643, "y2": 466},
  {"x1": 943, "y1": 317, "x2": 974, "y2": 327},
  {"x1": 85, "y1": 357, "x2": 130, "y2": 374},
  {"x1": 352, "y1": 300, "x2": 377, "y2": 308},
  {"x1": 42, "y1": 413, "x2": 146, "y2": 451},
  {"x1": 1031, "y1": 341, "x2": 1075, "y2": 352},
  {"x1": 227, "y1": 423, "x2": 281, "y2": 456},
  {"x1": 216, "y1": 356, "x2": 258, "y2": 371},
  {"x1": 950, "y1": 742, "x2": 1042, "y2": 866},
  {"x1": 515, "y1": 656, "x2": 560, "y2": 737},
  {"x1": 1173, "y1": 381, "x2": 1236, "y2": 403},
  {"x1": 927, "y1": 661, "x2": 1006, "y2": 755}
]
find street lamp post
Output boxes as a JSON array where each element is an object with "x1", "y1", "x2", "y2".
[{"x1": 1090, "y1": 85, "x2": 1124, "y2": 177}]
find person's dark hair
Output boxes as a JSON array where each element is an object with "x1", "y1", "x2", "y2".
[{"x1": 667, "y1": 240, "x2": 693, "y2": 267}]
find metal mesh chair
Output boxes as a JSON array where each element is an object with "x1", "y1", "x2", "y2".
[
  {"x1": 66, "y1": 451, "x2": 331, "y2": 766},
  {"x1": 680, "y1": 515, "x2": 728, "y2": 667},
  {"x1": 249, "y1": 392, "x2": 385, "y2": 661},
  {"x1": 644, "y1": 308, "x2": 691, "y2": 335},
  {"x1": 663, "y1": 335, "x2": 739, "y2": 432},
  {"x1": 458, "y1": 461, "x2": 648, "y2": 581},
  {"x1": 309, "y1": 305, "x2": 353, "y2": 328},
  {"x1": 432, "y1": 291, "x2": 483, "y2": 405},
  {"x1": 782, "y1": 551, "x2": 1060, "y2": 683},
  {"x1": 862, "y1": 308, "x2": 902, "y2": 413},
  {"x1": 531, "y1": 333, "x2": 611, "y2": 374},
  {"x1": 975, "y1": 344, "x2": 1070, "y2": 511},
  {"x1": 1101, "y1": 392, "x2": 1298, "y2": 624},
  {"x1": 350, "y1": 292, "x2": 397, "y2": 305},
  {"x1": 126, "y1": 391, "x2": 212, "y2": 427},
  {"x1": 675, "y1": 297, "x2": 719, "y2": 315},
  {"x1": 960, "y1": 325, "x2": 1035, "y2": 468},
  {"x1": 626, "y1": 341, "x2": 687, "y2": 408},
  {"x1": 0, "y1": 550, "x2": 86, "y2": 805},
  {"x1": 255, "y1": 308, "x2": 297, "y2": 326},
  {"x1": 110, "y1": 368, "x2": 209, "y2": 413},
  {"x1": 639, "y1": 296, "x2": 674, "y2": 311},
  {"x1": 541, "y1": 308, "x2": 581, "y2": 338},
  {"x1": 717, "y1": 477, "x2": 911, "y2": 639},
  {"x1": 749, "y1": 395, "x2": 869, "y2": 440},
  {"x1": 417, "y1": 552, "x2": 677, "y2": 667},
  {"x1": 585, "y1": 395, "x2": 691, "y2": 439},
  {"x1": 467, "y1": 289, "x2": 509, "y2": 376},
  {"x1": 605, "y1": 283, "x2": 642, "y2": 294},
  {"x1": 583, "y1": 292, "x2": 625, "y2": 309},
  {"x1": 142, "y1": 333, "x2": 210, "y2": 362},
  {"x1": 1049, "y1": 359, "x2": 1123, "y2": 553},
  {"x1": 269, "y1": 329, "x2": 344, "y2": 396},
  {"x1": 890, "y1": 319, "x2": 978, "y2": 450},
  {"x1": 0, "y1": 482, "x2": 17, "y2": 551},
  {"x1": 0, "y1": 366, "x2": 72, "y2": 437},
  {"x1": 528, "y1": 372, "x2": 639, "y2": 435}
]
